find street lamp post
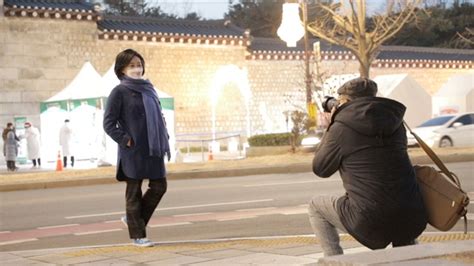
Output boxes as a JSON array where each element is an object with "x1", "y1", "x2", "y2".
[{"x1": 277, "y1": 1, "x2": 314, "y2": 119}]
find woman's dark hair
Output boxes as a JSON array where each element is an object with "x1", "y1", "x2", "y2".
[{"x1": 114, "y1": 49, "x2": 145, "y2": 79}]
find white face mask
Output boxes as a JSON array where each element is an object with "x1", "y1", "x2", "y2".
[{"x1": 125, "y1": 67, "x2": 143, "y2": 79}]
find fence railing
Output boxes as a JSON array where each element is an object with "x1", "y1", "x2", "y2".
[{"x1": 175, "y1": 132, "x2": 245, "y2": 162}]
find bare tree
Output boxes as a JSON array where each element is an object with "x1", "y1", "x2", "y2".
[
  {"x1": 306, "y1": 0, "x2": 422, "y2": 77},
  {"x1": 456, "y1": 27, "x2": 474, "y2": 46}
]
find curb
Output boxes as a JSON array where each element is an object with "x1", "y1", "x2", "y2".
[
  {"x1": 0, "y1": 153, "x2": 472, "y2": 192},
  {"x1": 318, "y1": 239, "x2": 474, "y2": 265},
  {"x1": 3, "y1": 234, "x2": 473, "y2": 265},
  {"x1": 169, "y1": 163, "x2": 311, "y2": 179},
  {"x1": 0, "y1": 163, "x2": 310, "y2": 192}
]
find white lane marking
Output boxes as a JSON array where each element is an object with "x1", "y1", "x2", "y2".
[
  {"x1": 244, "y1": 179, "x2": 338, "y2": 187},
  {"x1": 66, "y1": 211, "x2": 124, "y2": 219},
  {"x1": 158, "y1": 199, "x2": 274, "y2": 211},
  {"x1": 74, "y1": 229, "x2": 122, "y2": 236},
  {"x1": 38, "y1": 224, "x2": 79, "y2": 230},
  {"x1": 149, "y1": 222, "x2": 191, "y2": 228},
  {"x1": 104, "y1": 220, "x2": 122, "y2": 224},
  {"x1": 0, "y1": 231, "x2": 11, "y2": 234},
  {"x1": 281, "y1": 209, "x2": 308, "y2": 215},
  {"x1": 217, "y1": 216, "x2": 257, "y2": 222},
  {"x1": 173, "y1": 212, "x2": 212, "y2": 217},
  {"x1": 0, "y1": 238, "x2": 38, "y2": 246},
  {"x1": 65, "y1": 199, "x2": 274, "y2": 219},
  {"x1": 237, "y1": 207, "x2": 277, "y2": 212}
]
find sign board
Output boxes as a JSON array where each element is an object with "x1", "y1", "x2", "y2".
[{"x1": 14, "y1": 116, "x2": 27, "y2": 164}]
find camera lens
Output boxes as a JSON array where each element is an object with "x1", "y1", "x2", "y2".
[{"x1": 322, "y1": 96, "x2": 339, "y2": 113}]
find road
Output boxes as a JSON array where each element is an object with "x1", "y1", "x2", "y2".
[{"x1": 0, "y1": 162, "x2": 472, "y2": 251}]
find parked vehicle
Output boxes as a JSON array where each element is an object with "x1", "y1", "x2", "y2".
[
  {"x1": 407, "y1": 113, "x2": 474, "y2": 148},
  {"x1": 300, "y1": 129, "x2": 324, "y2": 152}
]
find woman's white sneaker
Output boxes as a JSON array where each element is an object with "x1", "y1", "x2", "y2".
[
  {"x1": 120, "y1": 216, "x2": 128, "y2": 227},
  {"x1": 133, "y1": 238, "x2": 154, "y2": 247}
]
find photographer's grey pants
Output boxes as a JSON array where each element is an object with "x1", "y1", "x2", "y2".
[{"x1": 308, "y1": 195, "x2": 347, "y2": 257}]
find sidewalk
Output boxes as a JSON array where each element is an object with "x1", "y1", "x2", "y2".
[
  {"x1": 1, "y1": 147, "x2": 473, "y2": 192},
  {"x1": 1, "y1": 147, "x2": 473, "y2": 265},
  {"x1": 1, "y1": 233, "x2": 473, "y2": 265}
]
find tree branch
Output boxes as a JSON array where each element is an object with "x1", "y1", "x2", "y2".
[{"x1": 373, "y1": 1, "x2": 420, "y2": 44}]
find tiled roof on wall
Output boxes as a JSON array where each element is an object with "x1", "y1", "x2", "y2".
[
  {"x1": 378, "y1": 46, "x2": 474, "y2": 61},
  {"x1": 250, "y1": 37, "x2": 348, "y2": 53},
  {"x1": 98, "y1": 15, "x2": 249, "y2": 46},
  {"x1": 4, "y1": 0, "x2": 99, "y2": 21},
  {"x1": 375, "y1": 46, "x2": 473, "y2": 69},
  {"x1": 3, "y1": 1, "x2": 473, "y2": 68},
  {"x1": 99, "y1": 16, "x2": 246, "y2": 38},
  {"x1": 249, "y1": 37, "x2": 473, "y2": 69},
  {"x1": 4, "y1": 0, "x2": 94, "y2": 10},
  {"x1": 248, "y1": 37, "x2": 354, "y2": 60}
]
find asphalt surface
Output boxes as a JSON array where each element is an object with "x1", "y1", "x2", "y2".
[{"x1": 0, "y1": 148, "x2": 473, "y2": 265}]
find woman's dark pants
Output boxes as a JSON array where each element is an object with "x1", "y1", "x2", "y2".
[{"x1": 125, "y1": 178, "x2": 167, "y2": 239}]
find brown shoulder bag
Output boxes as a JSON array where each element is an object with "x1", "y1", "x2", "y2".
[{"x1": 404, "y1": 122, "x2": 470, "y2": 233}]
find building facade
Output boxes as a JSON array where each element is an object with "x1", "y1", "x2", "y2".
[{"x1": 1, "y1": 0, "x2": 473, "y2": 142}]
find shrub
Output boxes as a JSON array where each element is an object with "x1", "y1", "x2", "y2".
[
  {"x1": 248, "y1": 133, "x2": 293, "y2": 147},
  {"x1": 179, "y1": 145, "x2": 229, "y2": 153}
]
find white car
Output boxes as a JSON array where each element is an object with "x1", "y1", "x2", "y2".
[
  {"x1": 407, "y1": 113, "x2": 474, "y2": 148},
  {"x1": 300, "y1": 129, "x2": 323, "y2": 151}
]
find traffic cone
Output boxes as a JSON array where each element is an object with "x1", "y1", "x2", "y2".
[
  {"x1": 56, "y1": 150, "x2": 63, "y2": 171},
  {"x1": 208, "y1": 146, "x2": 213, "y2": 161}
]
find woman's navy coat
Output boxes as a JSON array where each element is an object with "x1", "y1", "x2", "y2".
[{"x1": 103, "y1": 84, "x2": 166, "y2": 181}]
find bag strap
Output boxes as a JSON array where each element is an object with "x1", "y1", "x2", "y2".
[
  {"x1": 404, "y1": 121, "x2": 468, "y2": 234},
  {"x1": 403, "y1": 121, "x2": 462, "y2": 189}
]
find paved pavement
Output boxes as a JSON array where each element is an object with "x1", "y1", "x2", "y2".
[
  {"x1": 1, "y1": 233, "x2": 473, "y2": 265},
  {"x1": 1, "y1": 147, "x2": 473, "y2": 265}
]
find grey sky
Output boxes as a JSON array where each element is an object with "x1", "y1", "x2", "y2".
[
  {"x1": 146, "y1": 0, "x2": 464, "y2": 20},
  {"x1": 147, "y1": 0, "x2": 230, "y2": 19}
]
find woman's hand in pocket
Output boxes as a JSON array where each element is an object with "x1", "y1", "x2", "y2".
[{"x1": 126, "y1": 138, "x2": 134, "y2": 148}]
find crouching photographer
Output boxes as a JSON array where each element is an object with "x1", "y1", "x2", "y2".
[{"x1": 308, "y1": 78, "x2": 428, "y2": 257}]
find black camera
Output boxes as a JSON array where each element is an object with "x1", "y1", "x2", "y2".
[{"x1": 322, "y1": 96, "x2": 339, "y2": 113}]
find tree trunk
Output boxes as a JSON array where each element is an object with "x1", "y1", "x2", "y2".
[
  {"x1": 359, "y1": 59, "x2": 370, "y2": 78},
  {"x1": 357, "y1": 1, "x2": 370, "y2": 78}
]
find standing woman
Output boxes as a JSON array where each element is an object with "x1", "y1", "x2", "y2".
[
  {"x1": 104, "y1": 49, "x2": 170, "y2": 247},
  {"x1": 4, "y1": 126, "x2": 19, "y2": 171}
]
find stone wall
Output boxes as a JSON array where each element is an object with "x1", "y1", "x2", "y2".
[
  {"x1": 0, "y1": 16, "x2": 99, "y2": 127},
  {"x1": 1, "y1": 15, "x2": 472, "y2": 142},
  {"x1": 0, "y1": 16, "x2": 248, "y2": 139}
]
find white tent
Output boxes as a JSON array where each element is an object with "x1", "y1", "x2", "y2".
[
  {"x1": 322, "y1": 73, "x2": 431, "y2": 127},
  {"x1": 433, "y1": 73, "x2": 474, "y2": 116},
  {"x1": 46, "y1": 62, "x2": 106, "y2": 101},
  {"x1": 40, "y1": 62, "x2": 106, "y2": 162},
  {"x1": 374, "y1": 74, "x2": 432, "y2": 127},
  {"x1": 101, "y1": 65, "x2": 177, "y2": 165}
]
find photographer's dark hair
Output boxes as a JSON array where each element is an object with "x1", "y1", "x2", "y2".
[{"x1": 114, "y1": 49, "x2": 145, "y2": 80}]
